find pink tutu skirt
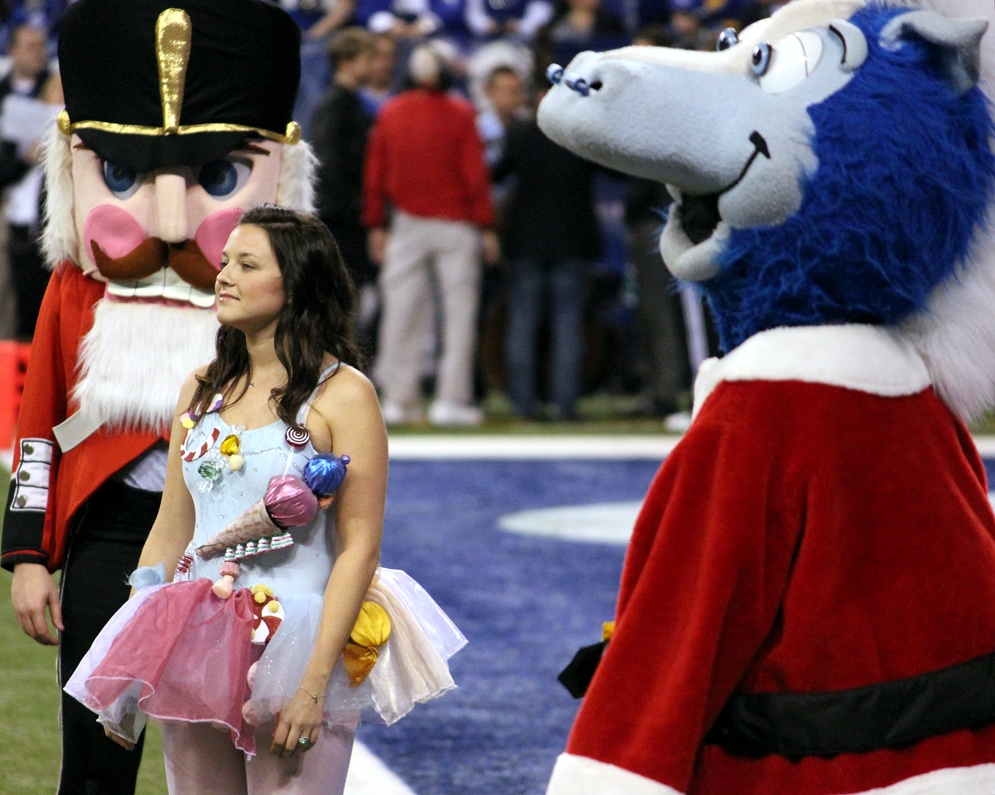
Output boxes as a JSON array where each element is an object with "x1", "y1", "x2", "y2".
[
  {"x1": 66, "y1": 568, "x2": 466, "y2": 757},
  {"x1": 70, "y1": 578, "x2": 260, "y2": 752}
]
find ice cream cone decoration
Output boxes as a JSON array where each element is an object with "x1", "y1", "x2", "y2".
[
  {"x1": 196, "y1": 498, "x2": 282, "y2": 557},
  {"x1": 264, "y1": 474, "x2": 319, "y2": 528},
  {"x1": 197, "y1": 454, "x2": 351, "y2": 559}
]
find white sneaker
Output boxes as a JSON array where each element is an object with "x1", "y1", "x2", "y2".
[
  {"x1": 428, "y1": 400, "x2": 484, "y2": 427},
  {"x1": 664, "y1": 410, "x2": 692, "y2": 433},
  {"x1": 381, "y1": 401, "x2": 424, "y2": 426}
]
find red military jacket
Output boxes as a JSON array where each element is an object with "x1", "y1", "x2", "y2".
[
  {"x1": 1, "y1": 264, "x2": 163, "y2": 572},
  {"x1": 548, "y1": 325, "x2": 995, "y2": 795}
]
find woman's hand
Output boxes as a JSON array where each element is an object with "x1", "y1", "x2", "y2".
[{"x1": 270, "y1": 687, "x2": 324, "y2": 757}]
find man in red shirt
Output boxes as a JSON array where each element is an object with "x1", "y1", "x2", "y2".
[{"x1": 363, "y1": 42, "x2": 498, "y2": 426}]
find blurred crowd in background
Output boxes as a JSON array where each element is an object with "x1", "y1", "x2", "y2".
[{"x1": 0, "y1": 0, "x2": 788, "y2": 427}]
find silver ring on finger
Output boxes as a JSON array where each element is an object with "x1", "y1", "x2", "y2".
[{"x1": 298, "y1": 736, "x2": 310, "y2": 750}]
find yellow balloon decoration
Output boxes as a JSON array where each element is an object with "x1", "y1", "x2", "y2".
[{"x1": 343, "y1": 601, "x2": 392, "y2": 687}]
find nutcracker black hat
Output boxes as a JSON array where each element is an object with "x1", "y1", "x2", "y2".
[{"x1": 57, "y1": 0, "x2": 302, "y2": 172}]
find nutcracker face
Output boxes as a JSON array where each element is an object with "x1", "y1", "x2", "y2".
[{"x1": 71, "y1": 137, "x2": 283, "y2": 308}]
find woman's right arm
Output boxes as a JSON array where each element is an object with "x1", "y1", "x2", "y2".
[{"x1": 134, "y1": 369, "x2": 202, "y2": 580}]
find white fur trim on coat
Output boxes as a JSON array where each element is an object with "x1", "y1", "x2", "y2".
[
  {"x1": 692, "y1": 324, "x2": 931, "y2": 418},
  {"x1": 546, "y1": 754, "x2": 684, "y2": 795},
  {"x1": 838, "y1": 763, "x2": 995, "y2": 794}
]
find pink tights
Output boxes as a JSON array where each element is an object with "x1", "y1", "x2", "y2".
[{"x1": 162, "y1": 721, "x2": 354, "y2": 795}]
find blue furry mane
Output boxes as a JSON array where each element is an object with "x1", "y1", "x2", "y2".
[{"x1": 703, "y1": 4, "x2": 995, "y2": 352}]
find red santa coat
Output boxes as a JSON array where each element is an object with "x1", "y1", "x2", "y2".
[
  {"x1": 548, "y1": 325, "x2": 995, "y2": 795},
  {"x1": 1, "y1": 264, "x2": 163, "y2": 572}
]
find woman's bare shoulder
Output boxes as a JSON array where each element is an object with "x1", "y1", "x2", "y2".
[
  {"x1": 314, "y1": 363, "x2": 378, "y2": 414},
  {"x1": 177, "y1": 364, "x2": 212, "y2": 407}
]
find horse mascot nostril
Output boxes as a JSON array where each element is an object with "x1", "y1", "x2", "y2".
[{"x1": 539, "y1": 1, "x2": 995, "y2": 794}]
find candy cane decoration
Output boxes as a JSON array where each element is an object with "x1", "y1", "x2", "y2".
[{"x1": 181, "y1": 427, "x2": 220, "y2": 462}]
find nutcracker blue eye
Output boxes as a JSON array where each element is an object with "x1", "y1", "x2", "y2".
[
  {"x1": 101, "y1": 161, "x2": 142, "y2": 199},
  {"x1": 198, "y1": 158, "x2": 251, "y2": 198}
]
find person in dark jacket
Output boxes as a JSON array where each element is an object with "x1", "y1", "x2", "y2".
[
  {"x1": 492, "y1": 88, "x2": 600, "y2": 420},
  {"x1": 0, "y1": 23, "x2": 52, "y2": 339},
  {"x1": 312, "y1": 28, "x2": 376, "y2": 286}
]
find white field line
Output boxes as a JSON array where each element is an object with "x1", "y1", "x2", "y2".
[
  {"x1": 345, "y1": 740, "x2": 417, "y2": 795},
  {"x1": 387, "y1": 435, "x2": 995, "y2": 460},
  {"x1": 387, "y1": 435, "x2": 683, "y2": 459},
  {"x1": 3, "y1": 435, "x2": 995, "y2": 465}
]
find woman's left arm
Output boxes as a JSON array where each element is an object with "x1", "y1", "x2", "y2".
[{"x1": 270, "y1": 367, "x2": 388, "y2": 757}]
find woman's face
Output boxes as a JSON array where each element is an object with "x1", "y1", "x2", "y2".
[{"x1": 216, "y1": 224, "x2": 286, "y2": 334}]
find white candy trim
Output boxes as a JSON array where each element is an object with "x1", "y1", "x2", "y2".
[
  {"x1": 693, "y1": 324, "x2": 931, "y2": 418},
  {"x1": 546, "y1": 754, "x2": 683, "y2": 795}
]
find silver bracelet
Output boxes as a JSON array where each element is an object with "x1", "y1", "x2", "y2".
[{"x1": 298, "y1": 685, "x2": 324, "y2": 704}]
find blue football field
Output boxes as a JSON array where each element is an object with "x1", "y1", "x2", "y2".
[{"x1": 355, "y1": 455, "x2": 995, "y2": 795}]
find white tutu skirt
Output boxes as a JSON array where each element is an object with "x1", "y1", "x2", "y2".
[{"x1": 64, "y1": 568, "x2": 466, "y2": 756}]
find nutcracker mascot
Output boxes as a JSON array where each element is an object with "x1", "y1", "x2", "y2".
[
  {"x1": 538, "y1": 0, "x2": 995, "y2": 793},
  {"x1": 0, "y1": 1, "x2": 314, "y2": 791}
]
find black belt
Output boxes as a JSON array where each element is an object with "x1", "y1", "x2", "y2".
[
  {"x1": 558, "y1": 639, "x2": 995, "y2": 758},
  {"x1": 705, "y1": 650, "x2": 995, "y2": 757}
]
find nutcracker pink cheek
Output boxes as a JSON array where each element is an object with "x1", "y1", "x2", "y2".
[
  {"x1": 83, "y1": 204, "x2": 146, "y2": 266},
  {"x1": 195, "y1": 207, "x2": 245, "y2": 271}
]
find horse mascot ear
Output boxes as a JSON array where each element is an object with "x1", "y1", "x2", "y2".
[
  {"x1": 882, "y1": 9, "x2": 987, "y2": 92},
  {"x1": 538, "y1": 3, "x2": 995, "y2": 795}
]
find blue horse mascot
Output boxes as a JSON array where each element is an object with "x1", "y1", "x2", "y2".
[{"x1": 539, "y1": 1, "x2": 995, "y2": 793}]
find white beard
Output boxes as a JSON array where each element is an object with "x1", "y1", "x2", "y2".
[{"x1": 73, "y1": 301, "x2": 219, "y2": 432}]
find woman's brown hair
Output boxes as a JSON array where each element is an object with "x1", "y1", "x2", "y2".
[{"x1": 188, "y1": 204, "x2": 361, "y2": 428}]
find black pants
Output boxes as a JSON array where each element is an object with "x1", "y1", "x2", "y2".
[{"x1": 58, "y1": 481, "x2": 161, "y2": 795}]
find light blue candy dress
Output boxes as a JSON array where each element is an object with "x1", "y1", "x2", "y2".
[{"x1": 65, "y1": 368, "x2": 466, "y2": 756}]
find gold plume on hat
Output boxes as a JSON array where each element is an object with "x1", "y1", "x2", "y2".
[{"x1": 156, "y1": 8, "x2": 191, "y2": 135}]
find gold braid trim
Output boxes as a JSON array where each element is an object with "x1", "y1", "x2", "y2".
[{"x1": 56, "y1": 113, "x2": 302, "y2": 145}]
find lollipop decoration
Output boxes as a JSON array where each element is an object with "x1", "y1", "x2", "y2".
[{"x1": 285, "y1": 425, "x2": 310, "y2": 448}]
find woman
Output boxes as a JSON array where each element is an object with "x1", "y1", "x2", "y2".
[{"x1": 66, "y1": 205, "x2": 464, "y2": 794}]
